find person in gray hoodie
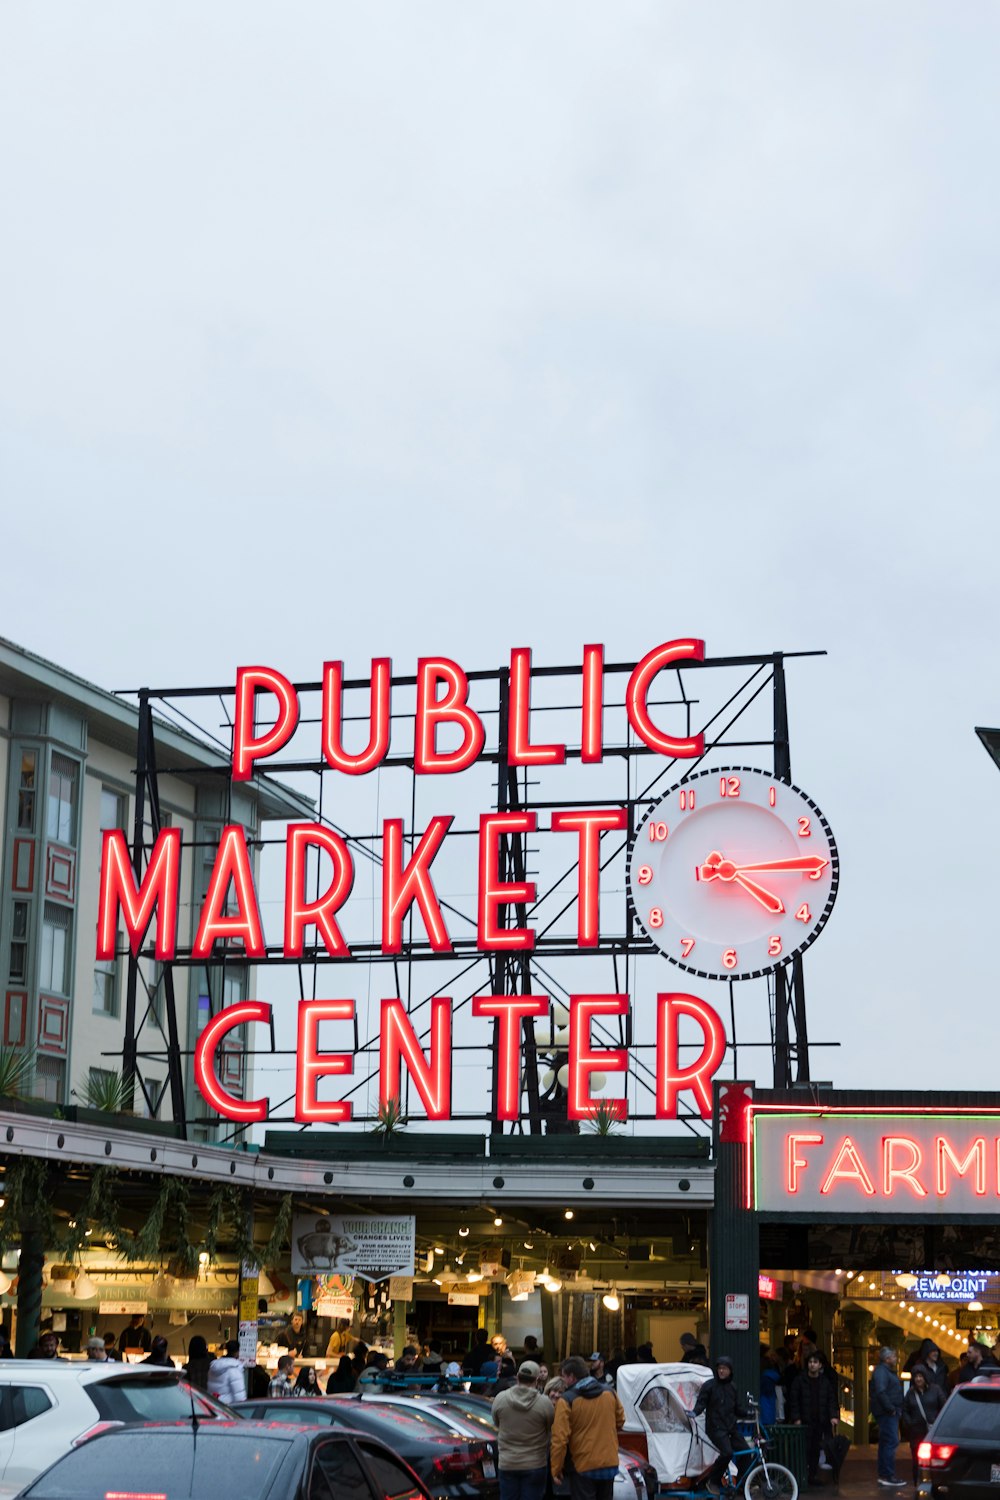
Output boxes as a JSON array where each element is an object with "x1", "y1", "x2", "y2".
[{"x1": 491, "y1": 1359, "x2": 555, "y2": 1500}]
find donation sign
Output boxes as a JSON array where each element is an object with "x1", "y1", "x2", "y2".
[{"x1": 291, "y1": 1211, "x2": 416, "y2": 1282}]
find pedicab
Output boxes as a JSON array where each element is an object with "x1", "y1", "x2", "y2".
[{"x1": 615, "y1": 1364, "x2": 798, "y2": 1500}]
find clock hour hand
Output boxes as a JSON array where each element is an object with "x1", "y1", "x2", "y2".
[{"x1": 696, "y1": 852, "x2": 784, "y2": 913}]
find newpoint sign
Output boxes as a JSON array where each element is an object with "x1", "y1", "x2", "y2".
[{"x1": 97, "y1": 642, "x2": 838, "y2": 1128}]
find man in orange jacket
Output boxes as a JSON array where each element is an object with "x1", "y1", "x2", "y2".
[{"x1": 550, "y1": 1355, "x2": 626, "y2": 1500}]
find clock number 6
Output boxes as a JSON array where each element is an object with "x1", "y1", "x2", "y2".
[
  {"x1": 637, "y1": 865, "x2": 654, "y2": 886},
  {"x1": 648, "y1": 907, "x2": 664, "y2": 929},
  {"x1": 722, "y1": 948, "x2": 738, "y2": 969}
]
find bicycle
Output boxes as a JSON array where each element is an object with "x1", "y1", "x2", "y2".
[{"x1": 717, "y1": 1395, "x2": 799, "y2": 1500}]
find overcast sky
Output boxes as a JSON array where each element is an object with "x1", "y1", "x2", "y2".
[{"x1": 2, "y1": 3, "x2": 999, "y2": 1107}]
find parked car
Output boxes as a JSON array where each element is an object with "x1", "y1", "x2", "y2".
[
  {"x1": 356, "y1": 1387, "x2": 654, "y2": 1500},
  {"x1": 0, "y1": 1359, "x2": 231, "y2": 1497},
  {"x1": 232, "y1": 1397, "x2": 498, "y2": 1500},
  {"x1": 917, "y1": 1377, "x2": 1000, "y2": 1500},
  {"x1": 13, "y1": 1418, "x2": 431, "y2": 1500}
]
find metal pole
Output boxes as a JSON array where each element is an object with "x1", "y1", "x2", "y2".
[{"x1": 121, "y1": 692, "x2": 150, "y2": 1110}]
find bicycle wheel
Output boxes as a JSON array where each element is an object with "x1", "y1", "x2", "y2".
[{"x1": 743, "y1": 1461, "x2": 798, "y2": 1500}]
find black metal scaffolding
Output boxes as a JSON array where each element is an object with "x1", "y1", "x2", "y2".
[{"x1": 115, "y1": 647, "x2": 832, "y2": 1134}]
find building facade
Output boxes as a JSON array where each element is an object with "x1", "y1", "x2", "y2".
[{"x1": 0, "y1": 637, "x2": 305, "y2": 1137}]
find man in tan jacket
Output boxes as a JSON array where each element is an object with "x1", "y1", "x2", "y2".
[{"x1": 550, "y1": 1355, "x2": 625, "y2": 1500}]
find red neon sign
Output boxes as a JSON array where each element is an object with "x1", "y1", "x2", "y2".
[
  {"x1": 550, "y1": 809, "x2": 627, "y2": 947},
  {"x1": 379, "y1": 997, "x2": 452, "y2": 1120},
  {"x1": 414, "y1": 658, "x2": 485, "y2": 775},
  {"x1": 284, "y1": 824, "x2": 354, "y2": 958},
  {"x1": 509, "y1": 648, "x2": 565, "y2": 767},
  {"x1": 625, "y1": 639, "x2": 706, "y2": 758},
  {"x1": 655, "y1": 993, "x2": 726, "y2": 1119},
  {"x1": 382, "y1": 816, "x2": 453, "y2": 954},
  {"x1": 192, "y1": 826, "x2": 266, "y2": 959},
  {"x1": 232, "y1": 666, "x2": 299, "y2": 781},
  {"x1": 295, "y1": 999, "x2": 355, "y2": 1124},
  {"x1": 190, "y1": 988, "x2": 729, "y2": 1124},
  {"x1": 193, "y1": 1001, "x2": 270, "y2": 1124},
  {"x1": 567, "y1": 994, "x2": 628, "y2": 1121},
  {"x1": 471, "y1": 996, "x2": 549, "y2": 1119},
  {"x1": 97, "y1": 828, "x2": 180, "y2": 961},
  {"x1": 322, "y1": 658, "x2": 391, "y2": 775},
  {"x1": 478, "y1": 812, "x2": 537, "y2": 951}
]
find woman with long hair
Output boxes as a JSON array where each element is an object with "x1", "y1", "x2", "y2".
[
  {"x1": 326, "y1": 1354, "x2": 357, "y2": 1394},
  {"x1": 184, "y1": 1335, "x2": 213, "y2": 1392},
  {"x1": 293, "y1": 1363, "x2": 321, "y2": 1397}
]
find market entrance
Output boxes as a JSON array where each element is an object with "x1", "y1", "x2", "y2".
[
  {"x1": 265, "y1": 1128, "x2": 713, "y2": 1375},
  {"x1": 710, "y1": 1087, "x2": 1000, "y2": 1443}
]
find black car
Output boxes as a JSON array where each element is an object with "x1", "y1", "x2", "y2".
[
  {"x1": 917, "y1": 1378, "x2": 1000, "y2": 1499},
  {"x1": 13, "y1": 1418, "x2": 430, "y2": 1500},
  {"x1": 233, "y1": 1399, "x2": 498, "y2": 1500}
]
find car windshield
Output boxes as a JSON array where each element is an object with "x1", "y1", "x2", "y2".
[
  {"x1": 936, "y1": 1387, "x2": 1000, "y2": 1439},
  {"x1": 25, "y1": 1430, "x2": 290, "y2": 1500},
  {"x1": 371, "y1": 1403, "x2": 471, "y2": 1436},
  {"x1": 327, "y1": 1401, "x2": 438, "y2": 1436},
  {"x1": 429, "y1": 1402, "x2": 496, "y2": 1432},
  {"x1": 86, "y1": 1377, "x2": 227, "y2": 1423}
]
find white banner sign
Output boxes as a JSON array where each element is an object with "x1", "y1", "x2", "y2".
[
  {"x1": 291, "y1": 1212, "x2": 415, "y2": 1282},
  {"x1": 99, "y1": 1300, "x2": 148, "y2": 1315},
  {"x1": 448, "y1": 1291, "x2": 481, "y2": 1306}
]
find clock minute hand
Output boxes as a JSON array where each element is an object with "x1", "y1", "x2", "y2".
[{"x1": 732, "y1": 856, "x2": 828, "y2": 875}]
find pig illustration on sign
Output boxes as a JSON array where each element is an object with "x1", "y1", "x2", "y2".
[{"x1": 296, "y1": 1217, "x2": 360, "y2": 1270}]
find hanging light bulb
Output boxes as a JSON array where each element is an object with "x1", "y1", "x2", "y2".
[
  {"x1": 494, "y1": 1216, "x2": 503, "y2": 1228},
  {"x1": 458, "y1": 1226, "x2": 470, "y2": 1238},
  {"x1": 544, "y1": 1277, "x2": 563, "y2": 1293},
  {"x1": 602, "y1": 1290, "x2": 620, "y2": 1312},
  {"x1": 0, "y1": 1271, "x2": 11, "y2": 1295},
  {"x1": 564, "y1": 1210, "x2": 574, "y2": 1221},
  {"x1": 466, "y1": 1270, "x2": 483, "y2": 1284},
  {"x1": 73, "y1": 1272, "x2": 97, "y2": 1300},
  {"x1": 257, "y1": 1270, "x2": 275, "y2": 1297}
]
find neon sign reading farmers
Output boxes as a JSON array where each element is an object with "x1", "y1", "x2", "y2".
[
  {"x1": 97, "y1": 640, "x2": 741, "y2": 1126},
  {"x1": 753, "y1": 1110, "x2": 1000, "y2": 1212}
]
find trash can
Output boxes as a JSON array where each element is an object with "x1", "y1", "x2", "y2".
[{"x1": 766, "y1": 1424, "x2": 808, "y2": 1486}]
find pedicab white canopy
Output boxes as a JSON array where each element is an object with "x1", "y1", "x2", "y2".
[{"x1": 616, "y1": 1362, "x2": 719, "y2": 1485}]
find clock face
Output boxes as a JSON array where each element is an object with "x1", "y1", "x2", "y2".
[{"x1": 626, "y1": 766, "x2": 839, "y2": 981}]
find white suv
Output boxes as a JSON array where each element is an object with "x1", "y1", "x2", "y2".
[{"x1": 0, "y1": 1360, "x2": 230, "y2": 1496}]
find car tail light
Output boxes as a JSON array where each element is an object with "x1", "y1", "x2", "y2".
[
  {"x1": 916, "y1": 1442, "x2": 956, "y2": 1468},
  {"x1": 73, "y1": 1420, "x2": 125, "y2": 1447}
]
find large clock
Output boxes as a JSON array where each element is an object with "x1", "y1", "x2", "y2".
[{"x1": 626, "y1": 766, "x2": 839, "y2": 981}]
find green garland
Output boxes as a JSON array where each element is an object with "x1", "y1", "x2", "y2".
[{"x1": 0, "y1": 1159, "x2": 292, "y2": 1272}]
